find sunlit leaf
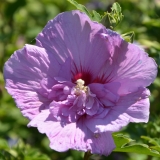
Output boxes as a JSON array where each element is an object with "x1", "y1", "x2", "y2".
[
  {"x1": 67, "y1": 0, "x2": 91, "y2": 18},
  {"x1": 138, "y1": 39, "x2": 160, "y2": 50},
  {"x1": 143, "y1": 19, "x2": 160, "y2": 27},
  {"x1": 67, "y1": 0, "x2": 123, "y2": 29},
  {"x1": 67, "y1": 0, "x2": 102, "y2": 22},
  {"x1": 122, "y1": 31, "x2": 135, "y2": 43},
  {"x1": 112, "y1": 2, "x2": 122, "y2": 13},
  {"x1": 92, "y1": 10, "x2": 102, "y2": 22},
  {"x1": 0, "y1": 138, "x2": 9, "y2": 150},
  {"x1": 101, "y1": 2, "x2": 124, "y2": 29},
  {"x1": 113, "y1": 134, "x2": 160, "y2": 157}
]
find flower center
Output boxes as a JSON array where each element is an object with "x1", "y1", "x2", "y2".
[{"x1": 74, "y1": 79, "x2": 88, "y2": 95}]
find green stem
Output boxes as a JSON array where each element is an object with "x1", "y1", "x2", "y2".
[{"x1": 83, "y1": 151, "x2": 92, "y2": 160}]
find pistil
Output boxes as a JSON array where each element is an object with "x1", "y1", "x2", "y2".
[{"x1": 74, "y1": 79, "x2": 88, "y2": 95}]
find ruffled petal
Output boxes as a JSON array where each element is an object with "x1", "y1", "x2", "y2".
[
  {"x1": 89, "y1": 82, "x2": 120, "y2": 107},
  {"x1": 3, "y1": 44, "x2": 59, "y2": 119},
  {"x1": 86, "y1": 87, "x2": 150, "y2": 132},
  {"x1": 97, "y1": 30, "x2": 157, "y2": 94},
  {"x1": 36, "y1": 10, "x2": 112, "y2": 81},
  {"x1": 28, "y1": 111, "x2": 115, "y2": 156},
  {"x1": 49, "y1": 100, "x2": 80, "y2": 123}
]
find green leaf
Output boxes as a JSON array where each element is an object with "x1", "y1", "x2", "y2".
[
  {"x1": 101, "y1": 12, "x2": 112, "y2": 29},
  {"x1": 0, "y1": 138, "x2": 9, "y2": 150},
  {"x1": 112, "y1": 2, "x2": 122, "y2": 13},
  {"x1": 67, "y1": 0, "x2": 102, "y2": 22},
  {"x1": 113, "y1": 134, "x2": 160, "y2": 157},
  {"x1": 67, "y1": 0, "x2": 91, "y2": 18},
  {"x1": 0, "y1": 138, "x2": 51, "y2": 160},
  {"x1": 141, "y1": 136, "x2": 160, "y2": 152},
  {"x1": 121, "y1": 31, "x2": 135, "y2": 43},
  {"x1": 138, "y1": 39, "x2": 160, "y2": 50},
  {"x1": 92, "y1": 10, "x2": 102, "y2": 22},
  {"x1": 101, "y1": 2, "x2": 124, "y2": 29},
  {"x1": 143, "y1": 19, "x2": 160, "y2": 27},
  {"x1": 67, "y1": 0, "x2": 124, "y2": 29},
  {"x1": 141, "y1": 136, "x2": 160, "y2": 146},
  {"x1": 0, "y1": 152, "x2": 6, "y2": 159}
]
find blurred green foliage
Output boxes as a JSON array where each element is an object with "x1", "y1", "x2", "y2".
[{"x1": 0, "y1": 0, "x2": 160, "y2": 160}]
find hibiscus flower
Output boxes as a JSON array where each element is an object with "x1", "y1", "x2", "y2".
[{"x1": 3, "y1": 10, "x2": 157, "y2": 156}]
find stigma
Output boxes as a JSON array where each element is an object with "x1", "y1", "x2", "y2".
[{"x1": 74, "y1": 79, "x2": 88, "y2": 95}]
